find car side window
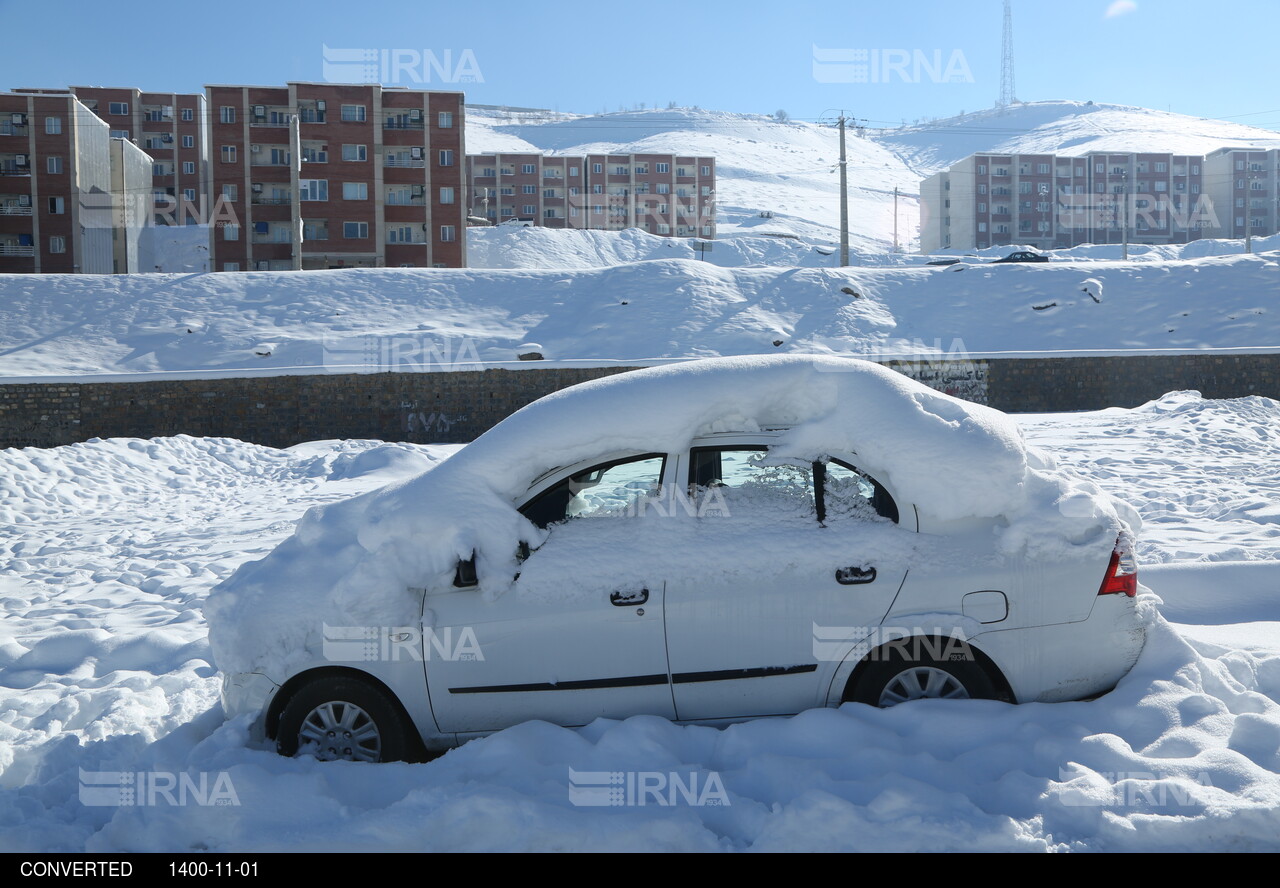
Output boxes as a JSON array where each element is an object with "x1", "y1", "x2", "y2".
[
  {"x1": 819, "y1": 459, "x2": 899, "y2": 524},
  {"x1": 688, "y1": 446, "x2": 816, "y2": 520},
  {"x1": 520, "y1": 454, "x2": 666, "y2": 529}
]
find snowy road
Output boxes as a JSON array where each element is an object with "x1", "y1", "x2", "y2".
[{"x1": 1, "y1": 393, "x2": 1277, "y2": 851}]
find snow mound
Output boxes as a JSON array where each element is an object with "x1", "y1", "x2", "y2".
[{"x1": 207, "y1": 355, "x2": 1135, "y2": 679}]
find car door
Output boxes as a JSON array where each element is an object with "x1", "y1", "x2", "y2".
[
  {"x1": 424, "y1": 452, "x2": 678, "y2": 734},
  {"x1": 663, "y1": 441, "x2": 910, "y2": 721}
]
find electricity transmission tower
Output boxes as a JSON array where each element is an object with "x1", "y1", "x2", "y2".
[{"x1": 999, "y1": 0, "x2": 1017, "y2": 109}]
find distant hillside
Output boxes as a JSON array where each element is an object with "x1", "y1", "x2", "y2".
[{"x1": 464, "y1": 101, "x2": 1280, "y2": 251}]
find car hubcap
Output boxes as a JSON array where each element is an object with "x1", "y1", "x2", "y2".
[
  {"x1": 878, "y1": 666, "x2": 970, "y2": 707},
  {"x1": 297, "y1": 701, "x2": 382, "y2": 762}
]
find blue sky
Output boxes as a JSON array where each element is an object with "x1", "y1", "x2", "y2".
[{"x1": 2, "y1": 0, "x2": 1277, "y2": 131}]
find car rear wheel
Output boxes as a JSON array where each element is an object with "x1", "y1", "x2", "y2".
[
  {"x1": 276, "y1": 676, "x2": 415, "y2": 762},
  {"x1": 848, "y1": 641, "x2": 1001, "y2": 708}
]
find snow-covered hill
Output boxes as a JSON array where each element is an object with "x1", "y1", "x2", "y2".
[
  {"x1": 878, "y1": 100, "x2": 1280, "y2": 177},
  {"x1": 463, "y1": 102, "x2": 1280, "y2": 250},
  {"x1": 2, "y1": 251, "x2": 1278, "y2": 380}
]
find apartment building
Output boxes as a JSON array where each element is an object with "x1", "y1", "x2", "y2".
[
  {"x1": 0, "y1": 91, "x2": 150, "y2": 273},
  {"x1": 206, "y1": 82, "x2": 466, "y2": 271},
  {"x1": 69, "y1": 87, "x2": 209, "y2": 227},
  {"x1": 922, "y1": 150, "x2": 1227, "y2": 252},
  {"x1": 466, "y1": 153, "x2": 716, "y2": 238},
  {"x1": 1205, "y1": 147, "x2": 1280, "y2": 241}
]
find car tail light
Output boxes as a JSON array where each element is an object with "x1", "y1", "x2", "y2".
[{"x1": 1098, "y1": 533, "x2": 1138, "y2": 597}]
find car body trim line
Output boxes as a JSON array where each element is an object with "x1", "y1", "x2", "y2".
[
  {"x1": 671, "y1": 664, "x2": 818, "y2": 684},
  {"x1": 447, "y1": 673, "x2": 670, "y2": 694}
]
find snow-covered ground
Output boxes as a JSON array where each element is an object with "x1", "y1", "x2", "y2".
[
  {"x1": 1, "y1": 249, "x2": 1278, "y2": 380},
  {"x1": 1, "y1": 390, "x2": 1278, "y2": 851}
]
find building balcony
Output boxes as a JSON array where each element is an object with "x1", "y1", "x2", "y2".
[
  {"x1": 0, "y1": 244, "x2": 35, "y2": 256},
  {"x1": 385, "y1": 157, "x2": 426, "y2": 168},
  {"x1": 0, "y1": 205, "x2": 33, "y2": 215},
  {"x1": 383, "y1": 117, "x2": 425, "y2": 130}
]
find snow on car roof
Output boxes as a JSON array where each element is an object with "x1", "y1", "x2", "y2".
[{"x1": 207, "y1": 355, "x2": 1136, "y2": 677}]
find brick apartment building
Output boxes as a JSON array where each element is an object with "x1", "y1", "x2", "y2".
[
  {"x1": 205, "y1": 82, "x2": 466, "y2": 270},
  {"x1": 68, "y1": 87, "x2": 210, "y2": 227},
  {"x1": 466, "y1": 153, "x2": 716, "y2": 238},
  {"x1": 1204, "y1": 147, "x2": 1280, "y2": 242},
  {"x1": 0, "y1": 91, "x2": 152, "y2": 273},
  {"x1": 920, "y1": 150, "x2": 1245, "y2": 252}
]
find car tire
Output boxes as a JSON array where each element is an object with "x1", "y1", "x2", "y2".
[
  {"x1": 848, "y1": 639, "x2": 1001, "y2": 708},
  {"x1": 276, "y1": 676, "x2": 416, "y2": 763}
]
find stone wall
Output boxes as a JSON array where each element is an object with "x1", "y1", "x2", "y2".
[{"x1": 2, "y1": 354, "x2": 1278, "y2": 450}]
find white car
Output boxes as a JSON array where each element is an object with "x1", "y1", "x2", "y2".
[{"x1": 212, "y1": 356, "x2": 1148, "y2": 763}]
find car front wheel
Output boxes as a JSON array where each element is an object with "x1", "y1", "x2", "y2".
[
  {"x1": 848, "y1": 642, "x2": 1001, "y2": 708},
  {"x1": 276, "y1": 676, "x2": 415, "y2": 762}
]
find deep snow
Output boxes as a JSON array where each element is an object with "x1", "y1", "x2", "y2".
[
  {"x1": 0, "y1": 391, "x2": 1278, "y2": 851},
  {"x1": 1, "y1": 250, "x2": 1278, "y2": 381}
]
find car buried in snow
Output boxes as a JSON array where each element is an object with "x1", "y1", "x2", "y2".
[
  {"x1": 210, "y1": 356, "x2": 1149, "y2": 763},
  {"x1": 991, "y1": 250, "x2": 1050, "y2": 263}
]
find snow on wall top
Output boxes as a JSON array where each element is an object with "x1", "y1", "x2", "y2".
[{"x1": 205, "y1": 355, "x2": 1135, "y2": 678}]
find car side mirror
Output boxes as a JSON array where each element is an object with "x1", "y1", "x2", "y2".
[{"x1": 453, "y1": 553, "x2": 478, "y2": 588}]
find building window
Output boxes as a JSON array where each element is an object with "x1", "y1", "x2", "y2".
[
  {"x1": 222, "y1": 184, "x2": 238, "y2": 202},
  {"x1": 181, "y1": 108, "x2": 194, "y2": 122},
  {"x1": 342, "y1": 182, "x2": 368, "y2": 200},
  {"x1": 656, "y1": 163, "x2": 669, "y2": 174},
  {"x1": 440, "y1": 225, "x2": 456, "y2": 242},
  {"x1": 569, "y1": 166, "x2": 579, "y2": 177},
  {"x1": 304, "y1": 220, "x2": 328, "y2": 240},
  {"x1": 439, "y1": 186, "x2": 455, "y2": 204},
  {"x1": 438, "y1": 111, "x2": 454, "y2": 128},
  {"x1": 615, "y1": 166, "x2": 628, "y2": 175},
  {"x1": 223, "y1": 223, "x2": 240, "y2": 241},
  {"x1": 522, "y1": 204, "x2": 536, "y2": 214},
  {"x1": 49, "y1": 235, "x2": 66, "y2": 253},
  {"x1": 48, "y1": 196, "x2": 65, "y2": 214},
  {"x1": 343, "y1": 221, "x2": 368, "y2": 238},
  {"x1": 183, "y1": 161, "x2": 195, "y2": 175},
  {"x1": 341, "y1": 105, "x2": 366, "y2": 122},
  {"x1": 342, "y1": 144, "x2": 367, "y2": 162},
  {"x1": 220, "y1": 106, "x2": 236, "y2": 124},
  {"x1": 522, "y1": 163, "x2": 536, "y2": 174},
  {"x1": 701, "y1": 165, "x2": 711, "y2": 176},
  {"x1": 299, "y1": 179, "x2": 328, "y2": 201},
  {"x1": 222, "y1": 262, "x2": 239, "y2": 272},
  {"x1": 45, "y1": 117, "x2": 62, "y2": 135},
  {"x1": 109, "y1": 102, "x2": 129, "y2": 115},
  {"x1": 522, "y1": 185, "x2": 536, "y2": 194},
  {"x1": 657, "y1": 223, "x2": 670, "y2": 234},
  {"x1": 46, "y1": 156, "x2": 63, "y2": 174},
  {"x1": 221, "y1": 145, "x2": 237, "y2": 163},
  {"x1": 439, "y1": 149, "x2": 455, "y2": 167},
  {"x1": 593, "y1": 163, "x2": 603, "y2": 174},
  {"x1": 656, "y1": 183, "x2": 669, "y2": 194},
  {"x1": 181, "y1": 135, "x2": 194, "y2": 149},
  {"x1": 110, "y1": 129, "x2": 129, "y2": 139},
  {"x1": 543, "y1": 189, "x2": 555, "y2": 198},
  {"x1": 184, "y1": 188, "x2": 196, "y2": 202},
  {"x1": 592, "y1": 184, "x2": 603, "y2": 194},
  {"x1": 593, "y1": 205, "x2": 603, "y2": 214}
]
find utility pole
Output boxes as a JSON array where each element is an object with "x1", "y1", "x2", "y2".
[
  {"x1": 290, "y1": 113, "x2": 303, "y2": 270},
  {"x1": 893, "y1": 186, "x2": 900, "y2": 252},
  {"x1": 1121, "y1": 170, "x2": 1129, "y2": 261},
  {"x1": 838, "y1": 113, "x2": 849, "y2": 266}
]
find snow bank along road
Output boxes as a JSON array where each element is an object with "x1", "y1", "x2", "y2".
[
  {"x1": 1, "y1": 251, "x2": 1279, "y2": 380},
  {"x1": 0, "y1": 392, "x2": 1278, "y2": 851}
]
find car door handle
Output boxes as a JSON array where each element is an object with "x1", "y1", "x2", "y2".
[
  {"x1": 610, "y1": 588, "x2": 649, "y2": 606},
  {"x1": 835, "y1": 566, "x2": 876, "y2": 585}
]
